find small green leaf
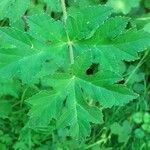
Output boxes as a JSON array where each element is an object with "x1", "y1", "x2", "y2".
[
  {"x1": 110, "y1": 121, "x2": 132, "y2": 143},
  {"x1": 142, "y1": 124, "x2": 150, "y2": 133},
  {"x1": 143, "y1": 112, "x2": 150, "y2": 124},
  {"x1": 132, "y1": 112, "x2": 143, "y2": 124},
  {"x1": 134, "y1": 128, "x2": 145, "y2": 139}
]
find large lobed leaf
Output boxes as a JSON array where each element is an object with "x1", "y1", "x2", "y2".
[
  {"x1": 27, "y1": 54, "x2": 137, "y2": 139},
  {"x1": 0, "y1": 5, "x2": 150, "y2": 139}
]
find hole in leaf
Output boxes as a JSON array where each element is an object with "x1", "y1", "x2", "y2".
[
  {"x1": 57, "y1": 67, "x2": 65, "y2": 73},
  {"x1": 32, "y1": 0, "x2": 38, "y2": 5},
  {"x1": 22, "y1": 16, "x2": 29, "y2": 32},
  {"x1": 35, "y1": 79, "x2": 42, "y2": 89},
  {"x1": 147, "y1": 75, "x2": 150, "y2": 83},
  {"x1": 95, "y1": 101, "x2": 100, "y2": 107},
  {"x1": 42, "y1": 86, "x2": 53, "y2": 91},
  {"x1": 86, "y1": 63, "x2": 99, "y2": 75},
  {"x1": 86, "y1": 99, "x2": 90, "y2": 104},
  {"x1": 45, "y1": 40, "x2": 52, "y2": 45},
  {"x1": 63, "y1": 97, "x2": 67, "y2": 107},
  {"x1": 43, "y1": 4, "x2": 47, "y2": 12},
  {"x1": 65, "y1": 0, "x2": 69, "y2": 7},
  {"x1": 125, "y1": 21, "x2": 132, "y2": 30},
  {"x1": 51, "y1": 11, "x2": 55, "y2": 18},
  {"x1": 100, "y1": 0, "x2": 107, "y2": 4},
  {"x1": 116, "y1": 79, "x2": 125, "y2": 84},
  {"x1": 66, "y1": 136, "x2": 72, "y2": 141},
  {"x1": 81, "y1": 87, "x2": 84, "y2": 93},
  {"x1": 51, "y1": 12, "x2": 63, "y2": 20},
  {"x1": 66, "y1": 126, "x2": 70, "y2": 130},
  {"x1": 45, "y1": 59, "x2": 51, "y2": 63},
  {"x1": 50, "y1": 118, "x2": 56, "y2": 126},
  {"x1": 1, "y1": 95, "x2": 14, "y2": 100},
  {"x1": 0, "y1": 18, "x2": 10, "y2": 27}
]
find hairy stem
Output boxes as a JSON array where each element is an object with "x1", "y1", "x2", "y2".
[
  {"x1": 125, "y1": 50, "x2": 149, "y2": 84},
  {"x1": 67, "y1": 38, "x2": 74, "y2": 64},
  {"x1": 61, "y1": 0, "x2": 67, "y2": 24},
  {"x1": 85, "y1": 140, "x2": 104, "y2": 149},
  {"x1": 61, "y1": 0, "x2": 74, "y2": 64}
]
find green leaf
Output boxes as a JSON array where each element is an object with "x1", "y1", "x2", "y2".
[
  {"x1": 26, "y1": 14, "x2": 66, "y2": 43},
  {"x1": 14, "y1": 125, "x2": 32, "y2": 150},
  {"x1": 111, "y1": 121, "x2": 132, "y2": 143},
  {"x1": 144, "y1": 22, "x2": 150, "y2": 33},
  {"x1": 27, "y1": 89, "x2": 103, "y2": 139},
  {"x1": 134, "y1": 128, "x2": 145, "y2": 139},
  {"x1": 26, "y1": 11, "x2": 150, "y2": 75},
  {"x1": 81, "y1": 18, "x2": 150, "y2": 73},
  {"x1": 107, "y1": 0, "x2": 141, "y2": 14},
  {"x1": 27, "y1": 55, "x2": 137, "y2": 139},
  {"x1": 0, "y1": 28, "x2": 63, "y2": 83},
  {"x1": 143, "y1": 112, "x2": 150, "y2": 124},
  {"x1": 67, "y1": 6, "x2": 112, "y2": 39},
  {"x1": 44, "y1": 0, "x2": 62, "y2": 12},
  {"x1": 68, "y1": 0, "x2": 100, "y2": 8},
  {"x1": 142, "y1": 124, "x2": 150, "y2": 133},
  {"x1": 28, "y1": 1, "x2": 45, "y2": 15},
  {"x1": 0, "y1": 77, "x2": 19, "y2": 97},
  {"x1": 110, "y1": 122, "x2": 122, "y2": 134},
  {"x1": 0, "y1": 0, "x2": 30, "y2": 22},
  {"x1": 0, "y1": 5, "x2": 148, "y2": 142},
  {"x1": 132, "y1": 112, "x2": 143, "y2": 124}
]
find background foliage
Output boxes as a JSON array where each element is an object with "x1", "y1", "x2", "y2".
[{"x1": 0, "y1": 0, "x2": 150, "y2": 150}]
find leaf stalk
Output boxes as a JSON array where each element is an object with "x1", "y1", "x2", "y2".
[
  {"x1": 60, "y1": 0, "x2": 74, "y2": 64},
  {"x1": 60, "y1": 0, "x2": 67, "y2": 24}
]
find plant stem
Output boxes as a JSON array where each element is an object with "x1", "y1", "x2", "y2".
[
  {"x1": 125, "y1": 50, "x2": 149, "y2": 84},
  {"x1": 20, "y1": 87, "x2": 29, "y2": 108},
  {"x1": 60, "y1": 0, "x2": 74, "y2": 64},
  {"x1": 61, "y1": 0, "x2": 67, "y2": 24},
  {"x1": 85, "y1": 139, "x2": 104, "y2": 149},
  {"x1": 67, "y1": 37, "x2": 74, "y2": 64}
]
